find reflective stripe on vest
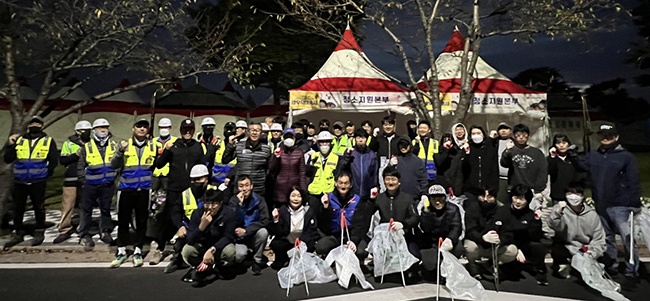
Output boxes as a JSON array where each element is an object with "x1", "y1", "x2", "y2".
[
  {"x1": 13, "y1": 137, "x2": 51, "y2": 182},
  {"x1": 152, "y1": 136, "x2": 178, "y2": 177},
  {"x1": 182, "y1": 185, "x2": 218, "y2": 220},
  {"x1": 119, "y1": 138, "x2": 157, "y2": 190},
  {"x1": 414, "y1": 138, "x2": 438, "y2": 180},
  {"x1": 212, "y1": 141, "x2": 236, "y2": 183},
  {"x1": 85, "y1": 139, "x2": 117, "y2": 185},
  {"x1": 308, "y1": 152, "x2": 339, "y2": 195}
]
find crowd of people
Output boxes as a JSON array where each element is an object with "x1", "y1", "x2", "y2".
[{"x1": 2, "y1": 114, "x2": 642, "y2": 289}]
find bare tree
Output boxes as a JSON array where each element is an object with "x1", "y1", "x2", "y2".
[
  {"x1": 275, "y1": 0, "x2": 626, "y2": 137},
  {"x1": 0, "y1": 0, "x2": 263, "y2": 221}
]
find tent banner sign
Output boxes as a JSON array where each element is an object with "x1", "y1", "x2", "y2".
[
  {"x1": 289, "y1": 90, "x2": 411, "y2": 111},
  {"x1": 425, "y1": 92, "x2": 546, "y2": 114}
]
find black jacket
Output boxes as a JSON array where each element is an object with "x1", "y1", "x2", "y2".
[
  {"x1": 547, "y1": 155, "x2": 578, "y2": 201},
  {"x1": 4, "y1": 132, "x2": 59, "y2": 184},
  {"x1": 372, "y1": 189, "x2": 419, "y2": 231},
  {"x1": 462, "y1": 141, "x2": 499, "y2": 194},
  {"x1": 376, "y1": 133, "x2": 400, "y2": 160},
  {"x1": 489, "y1": 205, "x2": 543, "y2": 248},
  {"x1": 464, "y1": 195, "x2": 501, "y2": 248},
  {"x1": 394, "y1": 136, "x2": 428, "y2": 197},
  {"x1": 60, "y1": 134, "x2": 84, "y2": 186},
  {"x1": 418, "y1": 202, "x2": 463, "y2": 245},
  {"x1": 186, "y1": 206, "x2": 236, "y2": 259},
  {"x1": 154, "y1": 138, "x2": 208, "y2": 193},
  {"x1": 268, "y1": 204, "x2": 319, "y2": 245}
]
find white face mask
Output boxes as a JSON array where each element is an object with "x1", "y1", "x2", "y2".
[
  {"x1": 471, "y1": 134, "x2": 484, "y2": 144},
  {"x1": 94, "y1": 131, "x2": 108, "y2": 139},
  {"x1": 159, "y1": 128, "x2": 170, "y2": 137},
  {"x1": 566, "y1": 194, "x2": 583, "y2": 206},
  {"x1": 319, "y1": 145, "x2": 330, "y2": 154},
  {"x1": 283, "y1": 138, "x2": 295, "y2": 147}
]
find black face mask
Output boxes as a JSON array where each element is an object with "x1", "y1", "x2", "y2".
[
  {"x1": 28, "y1": 126, "x2": 42, "y2": 135},
  {"x1": 295, "y1": 133, "x2": 304, "y2": 140},
  {"x1": 80, "y1": 131, "x2": 91, "y2": 142},
  {"x1": 479, "y1": 200, "x2": 497, "y2": 211},
  {"x1": 191, "y1": 182, "x2": 207, "y2": 199},
  {"x1": 202, "y1": 127, "x2": 214, "y2": 136}
]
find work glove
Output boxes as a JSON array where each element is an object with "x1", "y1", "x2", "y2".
[
  {"x1": 370, "y1": 187, "x2": 379, "y2": 199},
  {"x1": 373, "y1": 127, "x2": 380, "y2": 137},
  {"x1": 489, "y1": 130, "x2": 498, "y2": 139},
  {"x1": 346, "y1": 241, "x2": 357, "y2": 252},
  {"x1": 272, "y1": 208, "x2": 280, "y2": 223},
  {"x1": 443, "y1": 140, "x2": 453, "y2": 149},
  {"x1": 482, "y1": 231, "x2": 500, "y2": 245},
  {"x1": 506, "y1": 140, "x2": 514, "y2": 150},
  {"x1": 274, "y1": 148, "x2": 282, "y2": 158},
  {"x1": 549, "y1": 147, "x2": 557, "y2": 158},
  {"x1": 321, "y1": 194, "x2": 329, "y2": 209},
  {"x1": 389, "y1": 155, "x2": 398, "y2": 166},
  {"x1": 516, "y1": 249, "x2": 526, "y2": 263},
  {"x1": 441, "y1": 238, "x2": 453, "y2": 252},
  {"x1": 421, "y1": 195, "x2": 430, "y2": 212},
  {"x1": 389, "y1": 221, "x2": 404, "y2": 231}
]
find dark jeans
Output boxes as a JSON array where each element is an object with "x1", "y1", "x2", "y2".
[
  {"x1": 78, "y1": 184, "x2": 114, "y2": 237},
  {"x1": 519, "y1": 241, "x2": 548, "y2": 273},
  {"x1": 550, "y1": 242, "x2": 573, "y2": 266},
  {"x1": 116, "y1": 189, "x2": 149, "y2": 249},
  {"x1": 152, "y1": 190, "x2": 181, "y2": 251},
  {"x1": 315, "y1": 235, "x2": 368, "y2": 260},
  {"x1": 13, "y1": 182, "x2": 47, "y2": 231}
]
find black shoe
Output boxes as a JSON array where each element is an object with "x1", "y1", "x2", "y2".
[
  {"x1": 251, "y1": 262, "x2": 263, "y2": 275},
  {"x1": 3, "y1": 233, "x2": 24, "y2": 250},
  {"x1": 31, "y1": 229, "x2": 45, "y2": 246},
  {"x1": 79, "y1": 235, "x2": 95, "y2": 251},
  {"x1": 270, "y1": 261, "x2": 286, "y2": 270},
  {"x1": 165, "y1": 261, "x2": 180, "y2": 274},
  {"x1": 181, "y1": 268, "x2": 195, "y2": 282},
  {"x1": 53, "y1": 232, "x2": 71, "y2": 244},
  {"x1": 100, "y1": 232, "x2": 114, "y2": 245},
  {"x1": 535, "y1": 272, "x2": 549, "y2": 286}
]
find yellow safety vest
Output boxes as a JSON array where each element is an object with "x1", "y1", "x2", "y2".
[
  {"x1": 213, "y1": 140, "x2": 236, "y2": 183},
  {"x1": 182, "y1": 184, "x2": 218, "y2": 220},
  {"x1": 119, "y1": 138, "x2": 157, "y2": 190},
  {"x1": 413, "y1": 138, "x2": 439, "y2": 161},
  {"x1": 331, "y1": 135, "x2": 351, "y2": 155},
  {"x1": 153, "y1": 136, "x2": 178, "y2": 177},
  {"x1": 84, "y1": 139, "x2": 117, "y2": 185},
  {"x1": 308, "y1": 152, "x2": 340, "y2": 195},
  {"x1": 13, "y1": 137, "x2": 51, "y2": 182}
]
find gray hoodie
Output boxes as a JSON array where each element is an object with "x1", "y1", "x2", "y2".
[{"x1": 549, "y1": 203, "x2": 606, "y2": 258}]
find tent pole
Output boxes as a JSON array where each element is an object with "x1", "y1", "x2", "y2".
[
  {"x1": 580, "y1": 94, "x2": 591, "y2": 152},
  {"x1": 288, "y1": 106, "x2": 293, "y2": 126},
  {"x1": 150, "y1": 89, "x2": 159, "y2": 136}
]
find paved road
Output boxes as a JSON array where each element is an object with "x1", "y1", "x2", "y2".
[{"x1": 0, "y1": 262, "x2": 647, "y2": 301}]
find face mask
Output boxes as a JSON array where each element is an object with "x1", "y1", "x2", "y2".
[
  {"x1": 159, "y1": 129, "x2": 170, "y2": 137},
  {"x1": 80, "y1": 131, "x2": 91, "y2": 142},
  {"x1": 283, "y1": 138, "x2": 295, "y2": 147},
  {"x1": 203, "y1": 127, "x2": 214, "y2": 136},
  {"x1": 295, "y1": 133, "x2": 304, "y2": 140},
  {"x1": 479, "y1": 200, "x2": 497, "y2": 210},
  {"x1": 471, "y1": 134, "x2": 484, "y2": 144},
  {"x1": 566, "y1": 194, "x2": 583, "y2": 206},
  {"x1": 319, "y1": 145, "x2": 330, "y2": 154},
  {"x1": 191, "y1": 182, "x2": 207, "y2": 199},
  {"x1": 94, "y1": 131, "x2": 108, "y2": 139},
  {"x1": 28, "y1": 126, "x2": 42, "y2": 135}
]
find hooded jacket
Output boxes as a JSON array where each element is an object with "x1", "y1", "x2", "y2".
[
  {"x1": 462, "y1": 127, "x2": 499, "y2": 193},
  {"x1": 437, "y1": 123, "x2": 468, "y2": 194},
  {"x1": 393, "y1": 136, "x2": 428, "y2": 197},
  {"x1": 571, "y1": 143, "x2": 641, "y2": 211},
  {"x1": 154, "y1": 137, "x2": 209, "y2": 193},
  {"x1": 548, "y1": 203, "x2": 606, "y2": 258},
  {"x1": 338, "y1": 144, "x2": 379, "y2": 199},
  {"x1": 464, "y1": 194, "x2": 501, "y2": 248}
]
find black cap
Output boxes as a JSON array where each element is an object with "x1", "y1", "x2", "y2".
[
  {"x1": 180, "y1": 119, "x2": 195, "y2": 129},
  {"x1": 596, "y1": 124, "x2": 617, "y2": 136},
  {"x1": 224, "y1": 121, "x2": 235, "y2": 130},
  {"x1": 133, "y1": 119, "x2": 149, "y2": 127},
  {"x1": 345, "y1": 120, "x2": 354, "y2": 127},
  {"x1": 497, "y1": 122, "x2": 511, "y2": 131},
  {"x1": 29, "y1": 115, "x2": 44, "y2": 125}
]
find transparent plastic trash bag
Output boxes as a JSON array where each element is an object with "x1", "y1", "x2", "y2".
[
  {"x1": 324, "y1": 245, "x2": 374, "y2": 290},
  {"x1": 367, "y1": 223, "x2": 419, "y2": 277},
  {"x1": 278, "y1": 242, "x2": 337, "y2": 289},
  {"x1": 571, "y1": 253, "x2": 629, "y2": 301},
  {"x1": 440, "y1": 249, "x2": 489, "y2": 301},
  {"x1": 634, "y1": 207, "x2": 650, "y2": 252}
]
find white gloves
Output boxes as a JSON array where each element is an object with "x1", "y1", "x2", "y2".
[
  {"x1": 489, "y1": 130, "x2": 498, "y2": 139},
  {"x1": 272, "y1": 208, "x2": 279, "y2": 223},
  {"x1": 441, "y1": 238, "x2": 453, "y2": 251},
  {"x1": 389, "y1": 221, "x2": 404, "y2": 231},
  {"x1": 306, "y1": 149, "x2": 315, "y2": 157},
  {"x1": 549, "y1": 147, "x2": 557, "y2": 158},
  {"x1": 321, "y1": 194, "x2": 329, "y2": 209},
  {"x1": 346, "y1": 240, "x2": 357, "y2": 252},
  {"x1": 346, "y1": 147, "x2": 355, "y2": 154},
  {"x1": 420, "y1": 195, "x2": 430, "y2": 211},
  {"x1": 516, "y1": 249, "x2": 526, "y2": 263},
  {"x1": 443, "y1": 140, "x2": 453, "y2": 149},
  {"x1": 389, "y1": 155, "x2": 398, "y2": 166},
  {"x1": 370, "y1": 187, "x2": 379, "y2": 199},
  {"x1": 482, "y1": 231, "x2": 500, "y2": 244},
  {"x1": 373, "y1": 127, "x2": 380, "y2": 137},
  {"x1": 506, "y1": 140, "x2": 514, "y2": 150}
]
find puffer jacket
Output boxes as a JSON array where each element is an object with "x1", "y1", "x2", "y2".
[
  {"x1": 549, "y1": 204, "x2": 606, "y2": 258},
  {"x1": 223, "y1": 139, "x2": 271, "y2": 195},
  {"x1": 338, "y1": 145, "x2": 379, "y2": 199},
  {"x1": 269, "y1": 145, "x2": 306, "y2": 203},
  {"x1": 418, "y1": 200, "x2": 463, "y2": 245}
]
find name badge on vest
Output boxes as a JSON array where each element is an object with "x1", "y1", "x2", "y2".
[{"x1": 145, "y1": 157, "x2": 154, "y2": 165}]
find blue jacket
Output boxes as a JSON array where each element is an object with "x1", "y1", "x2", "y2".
[
  {"x1": 572, "y1": 144, "x2": 641, "y2": 211},
  {"x1": 325, "y1": 192, "x2": 360, "y2": 236},
  {"x1": 338, "y1": 146, "x2": 379, "y2": 199},
  {"x1": 229, "y1": 192, "x2": 270, "y2": 239}
]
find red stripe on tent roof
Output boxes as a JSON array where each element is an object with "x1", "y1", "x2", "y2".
[
  {"x1": 418, "y1": 78, "x2": 545, "y2": 94},
  {"x1": 334, "y1": 28, "x2": 362, "y2": 52},
  {"x1": 442, "y1": 31, "x2": 466, "y2": 53},
  {"x1": 295, "y1": 77, "x2": 408, "y2": 92}
]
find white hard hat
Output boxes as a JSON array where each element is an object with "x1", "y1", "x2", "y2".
[
  {"x1": 158, "y1": 118, "x2": 172, "y2": 128},
  {"x1": 317, "y1": 131, "x2": 333, "y2": 141},
  {"x1": 261, "y1": 123, "x2": 270, "y2": 131},
  {"x1": 92, "y1": 118, "x2": 110, "y2": 128},
  {"x1": 201, "y1": 117, "x2": 216, "y2": 126},
  {"x1": 74, "y1": 120, "x2": 92, "y2": 131},
  {"x1": 270, "y1": 123, "x2": 283, "y2": 132},
  {"x1": 189, "y1": 164, "x2": 209, "y2": 178},
  {"x1": 235, "y1": 120, "x2": 248, "y2": 128}
]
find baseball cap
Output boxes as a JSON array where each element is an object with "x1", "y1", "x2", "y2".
[
  {"x1": 428, "y1": 184, "x2": 446, "y2": 196},
  {"x1": 332, "y1": 121, "x2": 344, "y2": 129},
  {"x1": 133, "y1": 119, "x2": 150, "y2": 127},
  {"x1": 29, "y1": 115, "x2": 44, "y2": 125},
  {"x1": 345, "y1": 121, "x2": 354, "y2": 127},
  {"x1": 596, "y1": 124, "x2": 617, "y2": 136},
  {"x1": 180, "y1": 119, "x2": 195, "y2": 129},
  {"x1": 283, "y1": 128, "x2": 295, "y2": 137},
  {"x1": 497, "y1": 122, "x2": 511, "y2": 131}
]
